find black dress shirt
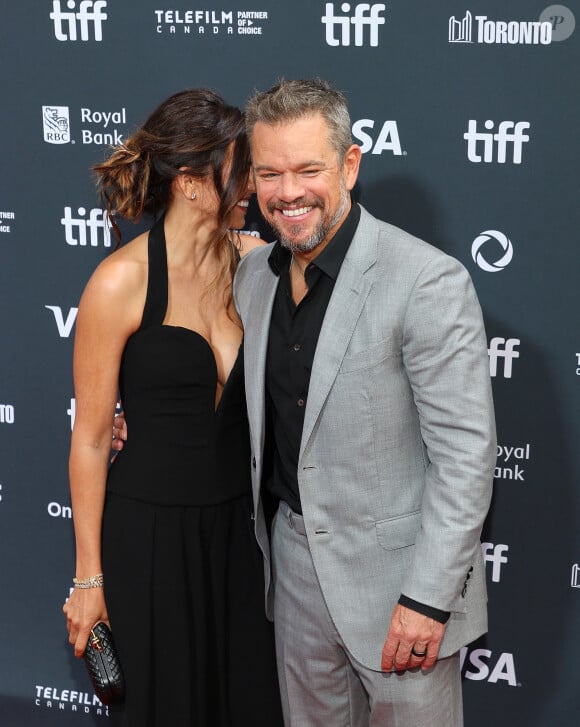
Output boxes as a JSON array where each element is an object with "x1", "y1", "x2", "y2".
[{"x1": 264, "y1": 202, "x2": 449, "y2": 625}]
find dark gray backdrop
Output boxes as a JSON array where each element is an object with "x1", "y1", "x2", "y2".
[{"x1": 1, "y1": 1, "x2": 579, "y2": 724}]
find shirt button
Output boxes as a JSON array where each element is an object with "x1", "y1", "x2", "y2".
[
  {"x1": 293, "y1": 343, "x2": 301, "y2": 351},
  {"x1": 297, "y1": 398, "x2": 305, "y2": 407}
]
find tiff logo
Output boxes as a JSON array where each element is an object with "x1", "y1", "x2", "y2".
[
  {"x1": 482, "y1": 543, "x2": 509, "y2": 582},
  {"x1": 488, "y1": 337, "x2": 520, "y2": 378},
  {"x1": 61, "y1": 207, "x2": 112, "y2": 247},
  {"x1": 50, "y1": 0, "x2": 108, "y2": 41},
  {"x1": 464, "y1": 120, "x2": 530, "y2": 164},
  {"x1": 322, "y1": 3, "x2": 386, "y2": 47},
  {"x1": 449, "y1": 10, "x2": 472, "y2": 42}
]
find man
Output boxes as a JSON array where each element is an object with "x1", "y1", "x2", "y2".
[{"x1": 233, "y1": 78, "x2": 496, "y2": 726}]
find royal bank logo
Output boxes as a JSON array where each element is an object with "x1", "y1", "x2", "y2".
[
  {"x1": 61, "y1": 207, "x2": 112, "y2": 247},
  {"x1": 154, "y1": 9, "x2": 270, "y2": 36},
  {"x1": 495, "y1": 443, "x2": 531, "y2": 483},
  {"x1": 43, "y1": 106, "x2": 71, "y2": 144},
  {"x1": 471, "y1": 230, "x2": 513, "y2": 272},
  {"x1": 488, "y1": 337, "x2": 520, "y2": 379},
  {"x1": 449, "y1": 10, "x2": 552, "y2": 44},
  {"x1": 460, "y1": 647, "x2": 518, "y2": 686},
  {"x1": 50, "y1": 0, "x2": 108, "y2": 41},
  {"x1": 464, "y1": 120, "x2": 530, "y2": 164},
  {"x1": 322, "y1": 3, "x2": 386, "y2": 47},
  {"x1": 43, "y1": 106, "x2": 127, "y2": 146},
  {"x1": 352, "y1": 119, "x2": 404, "y2": 155}
]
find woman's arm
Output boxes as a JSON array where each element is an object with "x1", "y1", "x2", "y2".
[{"x1": 63, "y1": 251, "x2": 144, "y2": 657}]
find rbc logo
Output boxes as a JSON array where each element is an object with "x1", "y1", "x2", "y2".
[
  {"x1": 322, "y1": 3, "x2": 386, "y2": 47},
  {"x1": 488, "y1": 337, "x2": 520, "y2": 378},
  {"x1": 50, "y1": 0, "x2": 108, "y2": 41},
  {"x1": 42, "y1": 106, "x2": 70, "y2": 144},
  {"x1": 61, "y1": 207, "x2": 112, "y2": 247},
  {"x1": 464, "y1": 120, "x2": 530, "y2": 164}
]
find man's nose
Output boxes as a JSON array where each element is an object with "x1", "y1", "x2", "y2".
[{"x1": 278, "y1": 172, "x2": 305, "y2": 202}]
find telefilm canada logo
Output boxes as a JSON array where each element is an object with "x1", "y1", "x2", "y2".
[
  {"x1": 471, "y1": 230, "x2": 513, "y2": 272},
  {"x1": 35, "y1": 684, "x2": 108, "y2": 717},
  {"x1": 154, "y1": 8, "x2": 270, "y2": 36},
  {"x1": 322, "y1": 3, "x2": 386, "y2": 46},
  {"x1": 50, "y1": 0, "x2": 108, "y2": 41},
  {"x1": 42, "y1": 106, "x2": 128, "y2": 146}
]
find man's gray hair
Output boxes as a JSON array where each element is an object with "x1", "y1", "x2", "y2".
[{"x1": 245, "y1": 78, "x2": 353, "y2": 163}]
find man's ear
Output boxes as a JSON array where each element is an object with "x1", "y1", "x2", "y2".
[{"x1": 343, "y1": 144, "x2": 362, "y2": 191}]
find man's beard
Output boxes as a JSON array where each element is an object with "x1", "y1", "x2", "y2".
[{"x1": 268, "y1": 182, "x2": 349, "y2": 255}]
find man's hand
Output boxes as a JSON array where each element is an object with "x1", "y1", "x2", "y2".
[
  {"x1": 381, "y1": 604, "x2": 446, "y2": 673},
  {"x1": 111, "y1": 412, "x2": 127, "y2": 454}
]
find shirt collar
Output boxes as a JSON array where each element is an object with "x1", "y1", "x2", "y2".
[{"x1": 268, "y1": 202, "x2": 361, "y2": 279}]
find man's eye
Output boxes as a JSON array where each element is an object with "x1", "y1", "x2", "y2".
[
  {"x1": 259, "y1": 172, "x2": 279, "y2": 180},
  {"x1": 302, "y1": 169, "x2": 320, "y2": 176}
]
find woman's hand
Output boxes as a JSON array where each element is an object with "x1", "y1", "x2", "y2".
[{"x1": 63, "y1": 587, "x2": 110, "y2": 658}]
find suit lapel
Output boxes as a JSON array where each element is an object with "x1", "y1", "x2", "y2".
[{"x1": 300, "y1": 208, "x2": 378, "y2": 456}]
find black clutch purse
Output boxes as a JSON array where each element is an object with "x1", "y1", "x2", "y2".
[{"x1": 83, "y1": 622, "x2": 125, "y2": 705}]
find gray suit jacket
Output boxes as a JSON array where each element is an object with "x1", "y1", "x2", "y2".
[{"x1": 233, "y1": 205, "x2": 496, "y2": 670}]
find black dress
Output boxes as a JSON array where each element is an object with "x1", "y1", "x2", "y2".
[{"x1": 102, "y1": 217, "x2": 282, "y2": 726}]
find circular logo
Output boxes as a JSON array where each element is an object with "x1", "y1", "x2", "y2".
[
  {"x1": 471, "y1": 230, "x2": 514, "y2": 272},
  {"x1": 539, "y1": 5, "x2": 576, "y2": 41}
]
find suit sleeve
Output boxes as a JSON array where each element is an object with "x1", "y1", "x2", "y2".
[{"x1": 399, "y1": 254, "x2": 496, "y2": 612}]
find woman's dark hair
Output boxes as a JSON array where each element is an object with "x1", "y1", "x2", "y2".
[{"x1": 94, "y1": 89, "x2": 250, "y2": 307}]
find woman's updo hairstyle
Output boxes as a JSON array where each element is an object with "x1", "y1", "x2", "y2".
[{"x1": 94, "y1": 88, "x2": 250, "y2": 245}]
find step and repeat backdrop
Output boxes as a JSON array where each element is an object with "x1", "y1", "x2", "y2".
[{"x1": 0, "y1": 1, "x2": 579, "y2": 725}]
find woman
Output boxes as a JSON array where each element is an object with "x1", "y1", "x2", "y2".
[{"x1": 62, "y1": 89, "x2": 282, "y2": 726}]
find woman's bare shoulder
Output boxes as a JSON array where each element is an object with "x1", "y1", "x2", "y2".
[
  {"x1": 80, "y1": 230, "x2": 149, "y2": 311},
  {"x1": 236, "y1": 233, "x2": 268, "y2": 258}
]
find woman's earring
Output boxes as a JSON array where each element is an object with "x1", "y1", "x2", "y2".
[{"x1": 191, "y1": 192, "x2": 196, "y2": 200}]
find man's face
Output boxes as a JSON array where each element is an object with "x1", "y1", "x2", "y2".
[{"x1": 251, "y1": 113, "x2": 361, "y2": 256}]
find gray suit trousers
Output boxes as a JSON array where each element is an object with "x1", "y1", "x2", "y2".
[{"x1": 272, "y1": 502, "x2": 463, "y2": 727}]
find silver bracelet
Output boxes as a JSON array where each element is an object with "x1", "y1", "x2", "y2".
[{"x1": 73, "y1": 573, "x2": 104, "y2": 589}]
